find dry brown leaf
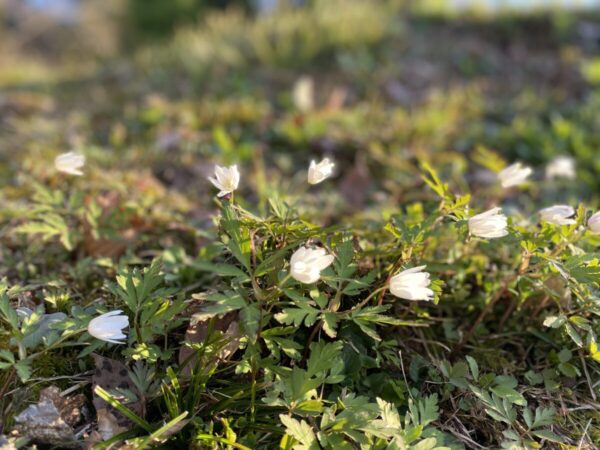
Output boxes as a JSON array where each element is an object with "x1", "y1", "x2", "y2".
[
  {"x1": 178, "y1": 311, "x2": 241, "y2": 379},
  {"x1": 91, "y1": 354, "x2": 145, "y2": 440}
]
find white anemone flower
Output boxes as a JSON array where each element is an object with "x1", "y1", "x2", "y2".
[
  {"x1": 498, "y1": 162, "x2": 532, "y2": 188},
  {"x1": 88, "y1": 310, "x2": 129, "y2": 344},
  {"x1": 545, "y1": 156, "x2": 576, "y2": 180},
  {"x1": 588, "y1": 211, "x2": 600, "y2": 235},
  {"x1": 539, "y1": 205, "x2": 576, "y2": 226},
  {"x1": 289, "y1": 246, "x2": 334, "y2": 284},
  {"x1": 468, "y1": 207, "x2": 509, "y2": 239},
  {"x1": 54, "y1": 152, "x2": 85, "y2": 176},
  {"x1": 292, "y1": 76, "x2": 314, "y2": 112},
  {"x1": 389, "y1": 265, "x2": 434, "y2": 301},
  {"x1": 307, "y1": 158, "x2": 335, "y2": 185},
  {"x1": 208, "y1": 164, "x2": 240, "y2": 197}
]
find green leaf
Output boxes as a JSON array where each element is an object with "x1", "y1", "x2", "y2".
[
  {"x1": 220, "y1": 204, "x2": 251, "y2": 271},
  {"x1": 532, "y1": 407, "x2": 556, "y2": 429},
  {"x1": 420, "y1": 162, "x2": 449, "y2": 199},
  {"x1": 94, "y1": 386, "x2": 152, "y2": 432},
  {"x1": 408, "y1": 394, "x2": 439, "y2": 428},
  {"x1": 557, "y1": 348, "x2": 572, "y2": 363},
  {"x1": 279, "y1": 414, "x2": 318, "y2": 448},
  {"x1": 193, "y1": 292, "x2": 247, "y2": 320},
  {"x1": 466, "y1": 355, "x2": 479, "y2": 381},
  {"x1": 542, "y1": 315, "x2": 565, "y2": 328},
  {"x1": 135, "y1": 412, "x2": 189, "y2": 449},
  {"x1": 0, "y1": 294, "x2": 19, "y2": 331},
  {"x1": 532, "y1": 429, "x2": 562, "y2": 443},
  {"x1": 240, "y1": 303, "x2": 261, "y2": 341},
  {"x1": 321, "y1": 313, "x2": 339, "y2": 338},
  {"x1": 192, "y1": 261, "x2": 249, "y2": 281},
  {"x1": 564, "y1": 323, "x2": 583, "y2": 347},
  {"x1": 334, "y1": 238, "x2": 355, "y2": 279},
  {"x1": 490, "y1": 385, "x2": 527, "y2": 406},
  {"x1": 14, "y1": 360, "x2": 32, "y2": 382}
]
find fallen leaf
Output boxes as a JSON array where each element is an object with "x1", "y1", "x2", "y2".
[
  {"x1": 178, "y1": 311, "x2": 241, "y2": 379},
  {"x1": 91, "y1": 355, "x2": 144, "y2": 440}
]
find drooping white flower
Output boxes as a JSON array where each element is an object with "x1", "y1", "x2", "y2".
[
  {"x1": 289, "y1": 246, "x2": 334, "y2": 284},
  {"x1": 468, "y1": 207, "x2": 509, "y2": 239},
  {"x1": 546, "y1": 156, "x2": 576, "y2": 180},
  {"x1": 498, "y1": 162, "x2": 532, "y2": 188},
  {"x1": 588, "y1": 211, "x2": 600, "y2": 234},
  {"x1": 208, "y1": 164, "x2": 240, "y2": 197},
  {"x1": 88, "y1": 310, "x2": 129, "y2": 344},
  {"x1": 539, "y1": 205, "x2": 576, "y2": 226},
  {"x1": 54, "y1": 152, "x2": 85, "y2": 176},
  {"x1": 307, "y1": 158, "x2": 335, "y2": 185},
  {"x1": 389, "y1": 265, "x2": 434, "y2": 301},
  {"x1": 292, "y1": 76, "x2": 314, "y2": 112}
]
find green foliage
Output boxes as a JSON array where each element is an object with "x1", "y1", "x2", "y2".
[{"x1": 3, "y1": 6, "x2": 600, "y2": 449}]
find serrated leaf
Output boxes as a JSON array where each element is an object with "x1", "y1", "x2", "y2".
[
  {"x1": 533, "y1": 429, "x2": 562, "y2": 443},
  {"x1": 279, "y1": 414, "x2": 317, "y2": 447}
]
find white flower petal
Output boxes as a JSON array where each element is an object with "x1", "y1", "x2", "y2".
[
  {"x1": 389, "y1": 266, "x2": 434, "y2": 301},
  {"x1": 208, "y1": 164, "x2": 240, "y2": 196},
  {"x1": 588, "y1": 211, "x2": 600, "y2": 234},
  {"x1": 55, "y1": 152, "x2": 85, "y2": 176},
  {"x1": 498, "y1": 162, "x2": 532, "y2": 188},
  {"x1": 289, "y1": 245, "x2": 334, "y2": 284},
  {"x1": 308, "y1": 158, "x2": 335, "y2": 185},
  {"x1": 88, "y1": 310, "x2": 129, "y2": 344},
  {"x1": 539, "y1": 205, "x2": 576, "y2": 226},
  {"x1": 469, "y1": 207, "x2": 509, "y2": 239}
]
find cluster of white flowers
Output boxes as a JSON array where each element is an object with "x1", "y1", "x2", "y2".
[
  {"x1": 82, "y1": 152, "x2": 600, "y2": 342},
  {"x1": 545, "y1": 156, "x2": 576, "y2": 180},
  {"x1": 496, "y1": 155, "x2": 577, "y2": 189}
]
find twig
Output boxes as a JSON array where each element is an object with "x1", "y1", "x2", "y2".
[
  {"x1": 302, "y1": 321, "x2": 323, "y2": 362},
  {"x1": 0, "y1": 368, "x2": 15, "y2": 401},
  {"x1": 579, "y1": 350, "x2": 597, "y2": 401},
  {"x1": 577, "y1": 418, "x2": 592, "y2": 450}
]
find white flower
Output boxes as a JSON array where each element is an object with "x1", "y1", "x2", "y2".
[
  {"x1": 88, "y1": 310, "x2": 129, "y2": 344},
  {"x1": 546, "y1": 156, "x2": 576, "y2": 180},
  {"x1": 292, "y1": 76, "x2": 314, "y2": 112},
  {"x1": 588, "y1": 211, "x2": 600, "y2": 234},
  {"x1": 498, "y1": 162, "x2": 532, "y2": 188},
  {"x1": 289, "y1": 246, "x2": 334, "y2": 284},
  {"x1": 468, "y1": 207, "x2": 509, "y2": 239},
  {"x1": 539, "y1": 205, "x2": 576, "y2": 226},
  {"x1": 54, "y1": 152, "x2": 85, "y2": 176},
  {"x1": 308, "y1": 158, "x2": 335, "y2": 185},
  {"x1": 389, "y1": 265, "x2": 434, "y2": 301},
  {"x1": 208, "y1": 164, "x2": 240, "y2": 197}
]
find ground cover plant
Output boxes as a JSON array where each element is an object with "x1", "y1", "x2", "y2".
[{"x1": 1, "y1": 1, "x2": 600, "y2": 448}]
